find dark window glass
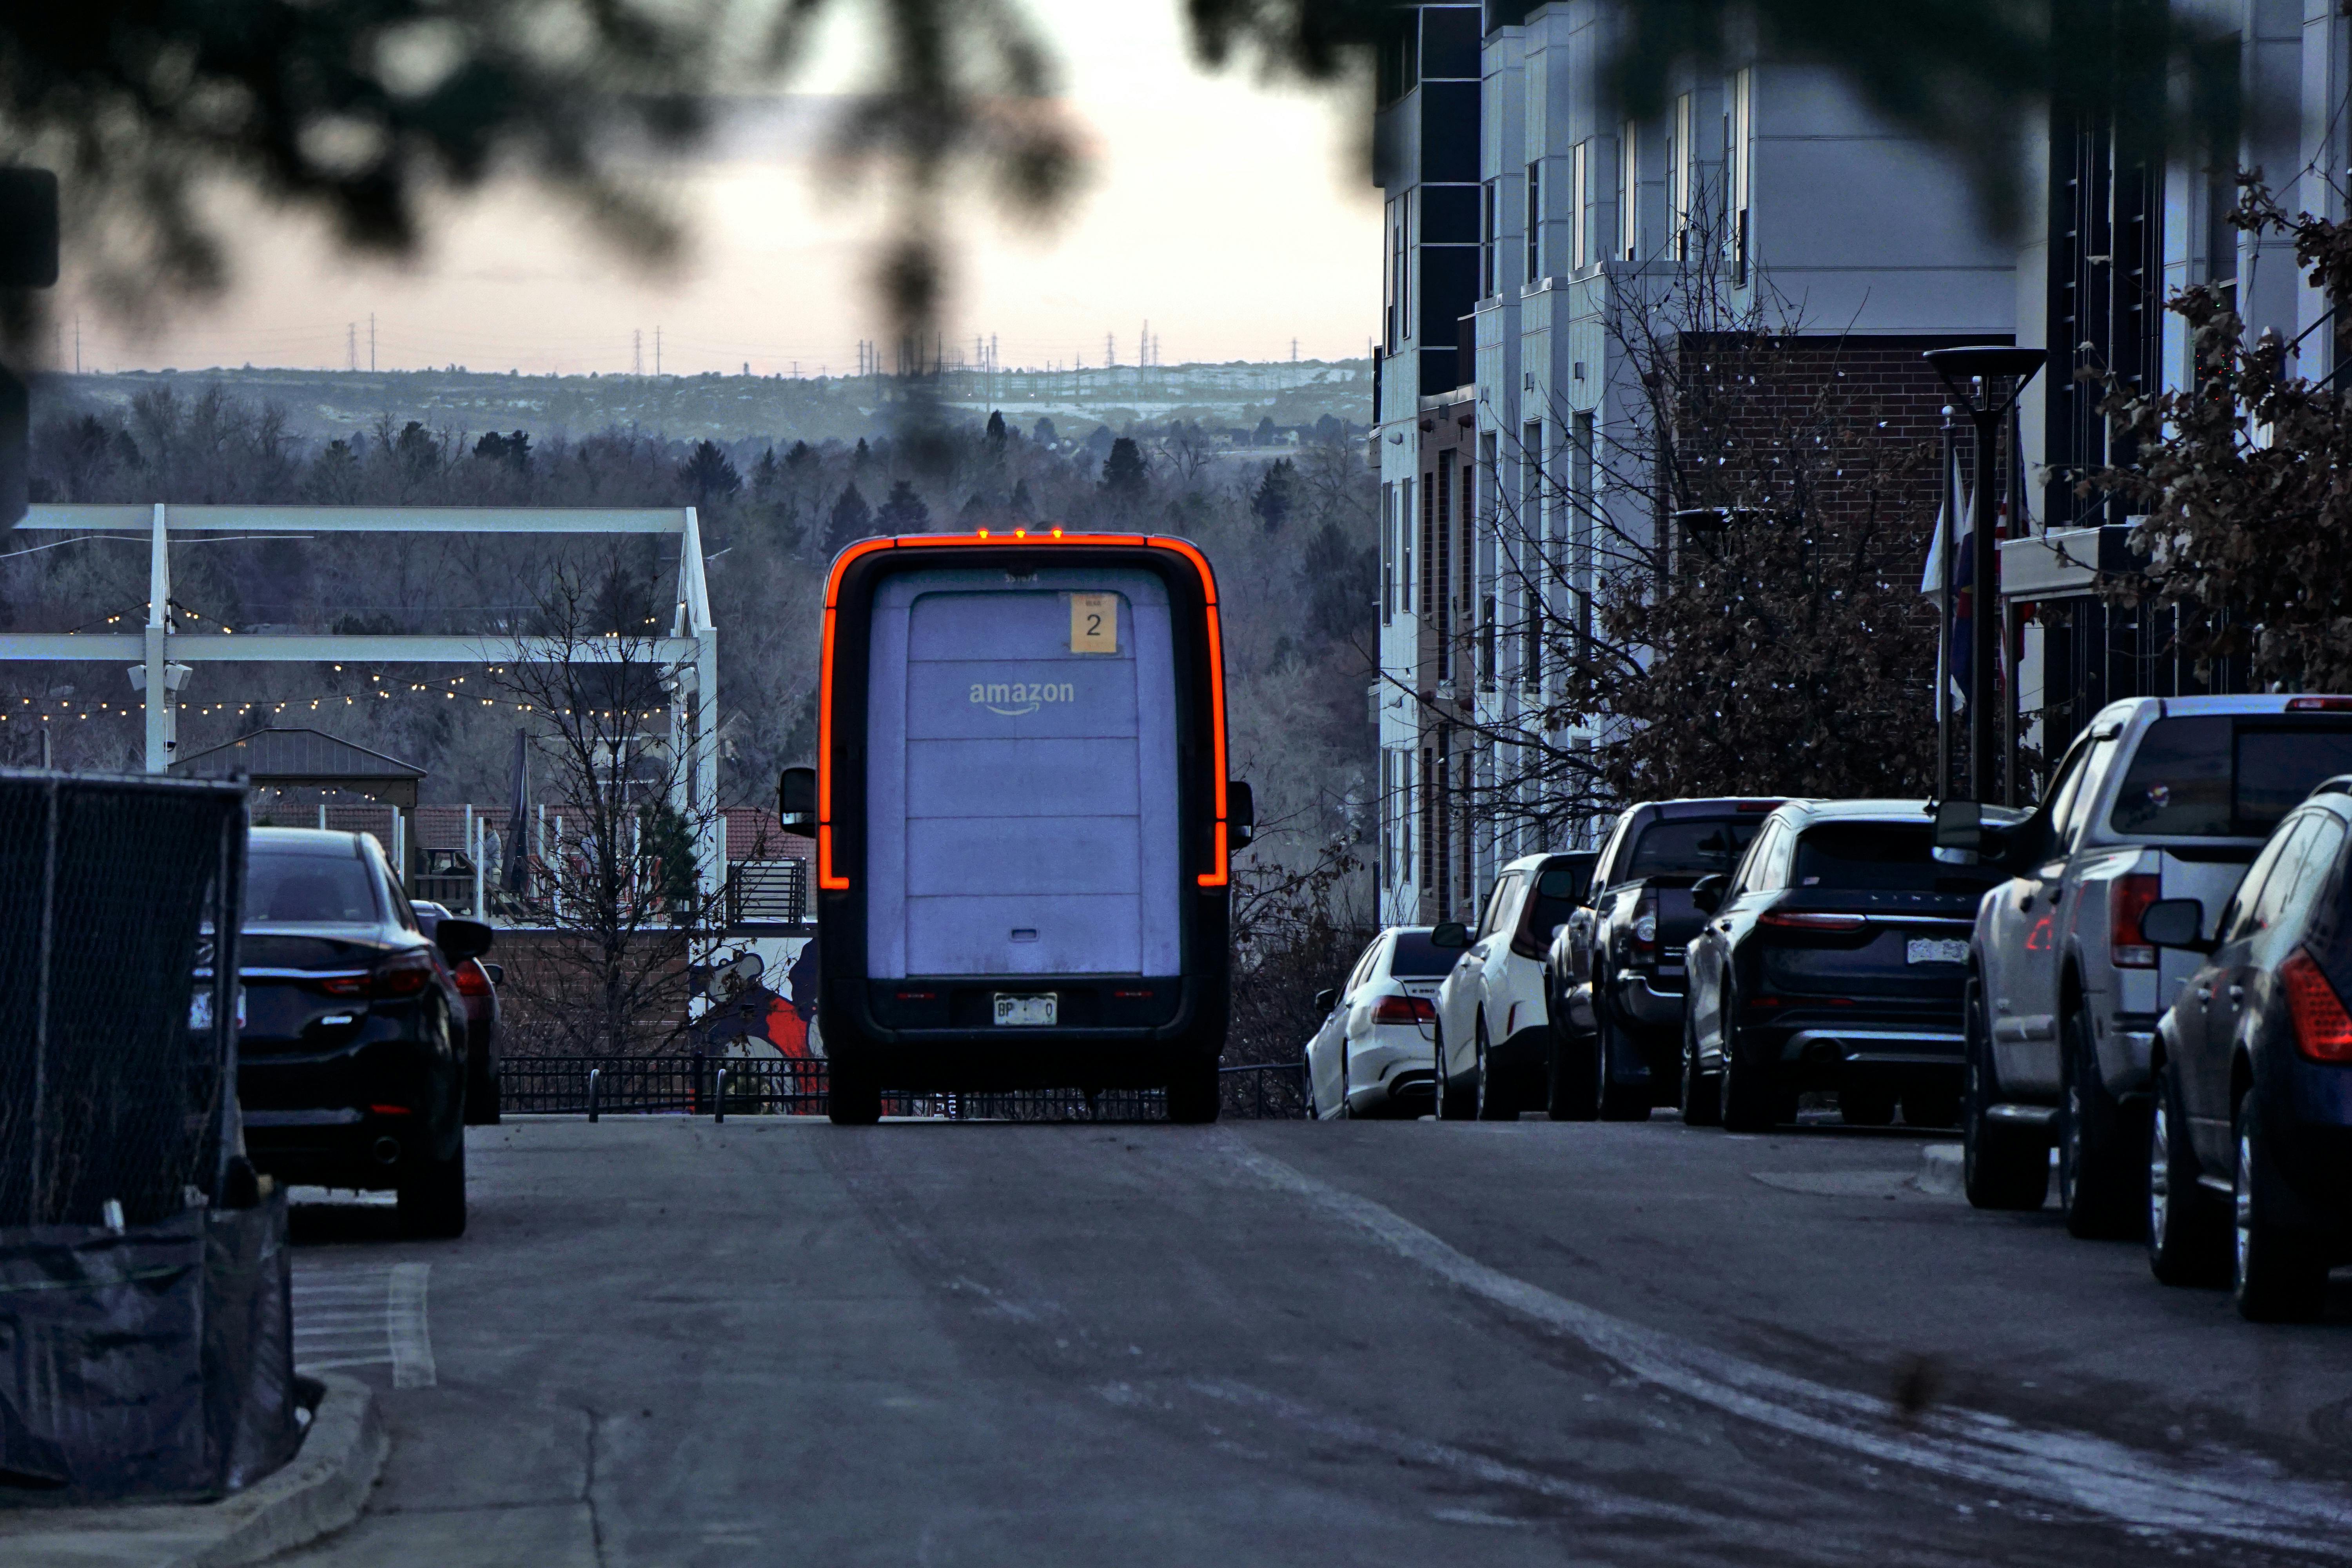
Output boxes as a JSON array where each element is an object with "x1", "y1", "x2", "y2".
[
  {"x1": 1792, "y1": 822, "x2": 2008, "y2": 894},
  {"x1": 1624, "y1": 818, "x2": 1761, "y2": 879},
  {"x1": 2111, "y1": 717, "x2": 2352, "y2": 837},
  {"x1": 1389, "y1": 931, "x2": 1461, "y2": 976},
  {"x1": 246, "y1": 849, "x2": 380, "y2": 924}
]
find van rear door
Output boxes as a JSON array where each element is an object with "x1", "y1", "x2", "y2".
[{"x1": 864, "y1": 566, "x2": 1182, "y2": 979}]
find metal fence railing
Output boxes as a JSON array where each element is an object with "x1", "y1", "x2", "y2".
[
  {"x1": 723, "y1": 858, "x2": 808, "y2": 924},
  {"x1": 502, "y1": 1057, "x2": 1309, "y2": 1121}
]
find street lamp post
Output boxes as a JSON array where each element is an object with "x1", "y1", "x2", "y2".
[{"x1": 1923, "y1": 347, "x2": 2043, "y2": 803}]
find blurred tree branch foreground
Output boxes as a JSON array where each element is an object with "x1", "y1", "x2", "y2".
[{"x1": 0, "y1": 3, "x2": 2243, "y2": 377}]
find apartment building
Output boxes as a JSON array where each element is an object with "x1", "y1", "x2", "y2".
[{"x1": 1372, "y1": 1, "x2": 2011, "y2": 924}]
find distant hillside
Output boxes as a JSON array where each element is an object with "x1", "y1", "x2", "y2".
[{"x1": 37, "y1": 359, "x2": 1374, "y2": 446}]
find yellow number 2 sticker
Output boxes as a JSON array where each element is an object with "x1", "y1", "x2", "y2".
[{"x1": 1070, "y1": 592, "x2": 1118, "y2": 654}]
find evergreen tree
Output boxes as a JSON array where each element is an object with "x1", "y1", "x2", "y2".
[
  {"x1": 1250, "y1": 457, "x2": 1298, "y2": 532},
  {"x1": 751, "y1": 445, "x2": 779, "y2": 499},
  {"x1": 1031, "y1": 417, "x2": 1058, "y2": 446},
  {"x1": 1100, "y1": 436, "x2": 1148, "y2": 500},
  {"x1": 826, "y1": 481, "x2": 873, "y2": 554},
  {"x1": 677, "y1": 439, "x2": 741, "y2": 506},
  {"x1": 1008, "y1": 478, "x2": 1036, "y2": 519},
  {"x1": 876, "y1": 479, "x2": 931, "y2": 532}
]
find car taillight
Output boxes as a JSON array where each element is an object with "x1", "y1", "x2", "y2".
[
  {"x1": 319, "y1": 952, "x2": 436, "y2": 999},
  {"x1": 2281, "y1": 949, "x2": 2352, "y2": 1063},
  {"x1": 1372, "y1": 994, "x2": 1436, "y2": 1025},
  {"x1": 2285, "y1": 696, "x2": 2352, "y2": 711},
  {"x1": 1632, "y1": 891, "x2": 1658, "y2": 952},
  {"x1": 2110, "y1": 873, "x2": 2160, "y2": 969},
  {"x1": 453, "y1": 961, "x2": 493, "y2": 998},
  {"x1": 1759, "y1": 911, "x2": 1868, "y2": 932}
]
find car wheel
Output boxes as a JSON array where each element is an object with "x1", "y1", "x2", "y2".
[
  {"x1": 1718, "y1": 1031, "x2": 1787, "y2": 1132},
  {"x1": 1434, "y1": 1017, "x2": 1474, "y2": 1120},
  {"x1": 2147, "y1": 1063, "x2": 2229, "y2": 1287},
  {"x1": 1963, "y1": 981, "x2": 2048, "y2": 1210},
  {"x1": 1679, "y1": 1011, "x2": 1721, "y2": 1127},
  {"x1": 1595, "y1": 1012, "x2": 1650, "y2": 1122},
  {"x1": 397, "y1": 1134, "x2": 467, "y2": 1240},
  {"x1": 1839, "y1": 1083, "x2": 1897, "y2": 1126},
  {"x1": 828, "y1": 1060, "x2": 884, "y2": 1125},
  {"x1": 1546, "y1": 1020, "x2": 1598, "y2": 1121},
  {"x1": 1165, "y1": 1058, "x2": 1221, "y2": 1124},
  {"x1": 1475, "y1": 1014, "x2": 1513, "y2": 1120},
  {"x1": 2059, "y1": 1005, "x2": 2143, "y2": 1240},
  {"x1": 2232, "y1": 1094, "x2": 2327, "y2": 1322}
]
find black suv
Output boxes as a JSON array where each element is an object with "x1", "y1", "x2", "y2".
[
  {"x1": 234, "y1": 829, "x2": 491, "y2": 1237},
  {"x1": 1548, "y1": 798, "x2": 1781, "y2": 1118},
  {"x1": 1683, "y1": 800, "x2": 2010, "y2": 1130}
]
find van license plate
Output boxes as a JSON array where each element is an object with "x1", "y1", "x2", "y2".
[
  {"x1": 1906, "y1": 938, "x2": 1969, "y2": 965},
  {"x1": 994, "y1": 993, "x2": 1056, "y2": 1027}
]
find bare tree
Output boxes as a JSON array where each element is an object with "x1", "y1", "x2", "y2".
[
  {"x1": 486, "y1": 550, "x2": 720, "y2": 1057},
  {"x1": 1390, "y1": 190, "x2": 1939, "y2": 876}
]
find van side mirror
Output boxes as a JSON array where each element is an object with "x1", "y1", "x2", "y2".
[
  {"x1": 1429, "y1": 921, "x2": 1470, "y2": 949},
  {"x1": 1229, "y1": 780, "x2": 1255, "y2": 848},
  {"x1": 779, "y1": 765, "x2": 817, "y2": 835},
  {"x1": 1314, "y1": 987, "x2": 1336, "y2": 1013},
  {"x1": 1932, "y1": 798, "x2": 1982, "y2": 853},
  {"x1": 1690, "y1": 873, "x2": 1728, "y2": 915},
  {"x1": 2139, "y1": 897, "x2": 2212, "y2": 953},
  {"x1": 435, "y1": 917, "x2": 494, "y2": 963}
]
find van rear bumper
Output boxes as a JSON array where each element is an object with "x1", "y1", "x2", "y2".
[
  {"x1": 827, "y1": 973, "x2": 1220, "y2": 1089},
  {"x1": 826, "y1": 1036, "x2": 1214, "y2": 1092}
]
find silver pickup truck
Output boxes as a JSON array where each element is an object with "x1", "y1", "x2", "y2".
[{"x1": 1942, "y1": 694, "x2": 2352, "y2": 1236}]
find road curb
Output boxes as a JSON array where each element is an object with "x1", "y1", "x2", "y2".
[
  {"x1": 0, "y1": 1372, "x2": 386, "y2": 1568},
  {"x1": 1916, "y1": 1142, "x2": 1963, "y2": 1197}
]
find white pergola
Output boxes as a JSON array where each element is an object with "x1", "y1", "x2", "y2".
[{"x1": 0, "y1": 504, "x2": 722, "y2": 893}]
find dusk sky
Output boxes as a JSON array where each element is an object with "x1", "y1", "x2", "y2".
[{"x1": 59, "y1": 2, "x2": 1382, "y2": 378}]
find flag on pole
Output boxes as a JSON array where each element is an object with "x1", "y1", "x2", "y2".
[
  {"x1": 503, "y1": 728, "x2": 531, "y2": 898},
  {"x1": 1923, "y1": 441, "x2": 1971, "y2": 703}
]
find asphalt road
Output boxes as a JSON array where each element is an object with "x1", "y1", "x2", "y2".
[{"x1": 274, "y1": 1111, "x2": 2352, "y2": 1567}]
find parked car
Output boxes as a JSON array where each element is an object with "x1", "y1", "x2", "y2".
[
  {"x1": 2141, "y1": 777, "x2": 2352, "y2": 1320},
  {"x1": 1430, "y1": 852, "x2": 1596, "y2": 1119},
  {"x1": 235, "y1": 829, "x2": 491, "y2": 1237},
  {"x1": 1302, "y1": 926, "x2": 1451, "y2": 1118},
  {"x1": 1940, "y1": 695, "x2": 2352, "y2": 1236},
  {"x1": 1683, "y1": 800, "x2": 2014, "y2": 1131},
  {"x1": 413, "y1": 899, "x2": 504, "y2": 1124},
  {"x1": 1547, "y1": 799, "x2": 1781, "y2": 1120}
]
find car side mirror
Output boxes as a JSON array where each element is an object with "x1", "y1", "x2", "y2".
[
  {"x1": 1690, "y1": 873, "x2": 1728, "y2": 915},
  {"x1": 1932, "y1": 798, "x2": 1982, "y2": 853},
  {"x1": 1314, "y1": 987, "x2": 1336, "y2": 1013},
  {"x1": 779, "y1": 765, "x2": 817, "y2": 835},
  {"x1": 2140, "y1": 897, "x2": 2212, "y2": 953},
  {"x1": 1229, "y1": 780, "x2": 1254, "y2": 849},
  {"x1": 436, "y1": 917, "x2": 494, "y2": 963},
  {"x1": 1429, "y1": 921, "x2": 1470, "y2": 949}
]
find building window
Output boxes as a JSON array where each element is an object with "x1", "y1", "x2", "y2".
[
  {"x1": 1524, "y1": 161, "x2": 1542, "y2": 283},
  {"x1": 1386, "y1": 198, "x2": 1403, "y2": 352},
  {"x1": 1435, "y1": 450, "x2": 1453, "y2": 682},
  {"x1": 1670, "y1": 94, "x2": 1693, "y2": 263},
  {"x1": 1728, "y1": 69, "x2": 1752, "y2": 285},
  {"x1": 1418, "y1": 745, "x2": 1436, "y2": 912},
  {"x1": 1572, "y1": 412, "x2": 1596, "y2": 660},
  {"x1": 1480, "y1": 178, "x2": 1498, "y2": 296},
  {"x1": 1381, "y1": 483, "x2": 1396, "y2": 623},
  {"x1": 1570, "y1": 140, "x2": 1589, "y2": 272},
  {"x1": 1521, "y1": 421, "x2": 1543, "y2": 688},
  {"x1": 1618, "y1": 122, "x2": 1640, "y2": 261},
  {"x1": 1403, "y1": 477, "x2": 1416, "y2": 614}
]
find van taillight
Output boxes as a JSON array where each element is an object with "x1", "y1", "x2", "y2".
[
  {"x1": 1372, "y1": 995, "x2": 1435, "y2": 1025},
  {"x1": 2281, "y1": 949, "x2": 2352, "y2": 1062},
  {"x1": 2110, "y1": 874, "x2": 2161, "y2": 969}
]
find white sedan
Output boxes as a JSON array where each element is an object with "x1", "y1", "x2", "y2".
[{"x1": 1303, "y1": 926, "x2": 1455, "y2": 1119}]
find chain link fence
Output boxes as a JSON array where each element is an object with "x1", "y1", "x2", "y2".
[
  {"x1": 502, "y1": 1057, "x2": 1308, "y2": 1121},
  {"x1": 0, "y1": 769, "x2": 249, "y2": 1229}
]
